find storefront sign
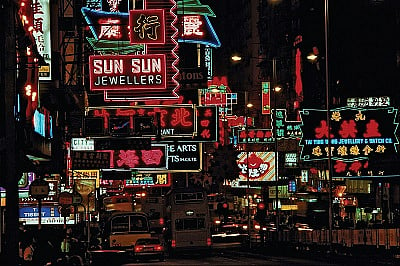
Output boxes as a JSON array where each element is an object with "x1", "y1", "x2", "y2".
[
  {"x1": 300, "y1": 107, "x2": 398, "y2": 161},
  {"x1": 167, "y1": 143, "x2": 201, "y2": 172},
  {"x1": 71, "y1": 138, "x2": 95, "y2": 151},
  {"x1": 124, "y1": 173, "x2": 171, "y2": 187},
  {"x1": 236, "y1": 152, "x2": 277, "y2": 184},
  {"x1": 86, "y1": 106, "x2": 195, "y2": 137},
  {"x1": 19, "y1": 206, "x2": 74, "y2": 225},
  {"x1": 89, "y1": 54, "x2": 167, "y2": 91}
]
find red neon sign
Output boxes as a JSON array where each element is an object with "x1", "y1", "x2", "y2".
[
  {"x1": 111, "y1": 147, "x2": 167, "y2": 170},
  {"x1": 89, "y1": 54, "x2": 167, "y2": 91}
]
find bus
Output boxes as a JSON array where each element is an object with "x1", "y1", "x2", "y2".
[
  {"x1": 102, "y1": 212, "x2": 151, "y2": 251},
  {"x1": 141, "y1": 195, "x2": 165, "y2": 233},
  {"x1": 164, "y1": 187, "x2": 212, "y2": 251},
  {"x1": 102, "y1": 194, "x2": 134, "y2": 212}
]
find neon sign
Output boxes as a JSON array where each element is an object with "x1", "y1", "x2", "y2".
[
  {"x1": 177, "y1": 0, "x2": 221, "y2": 47},
  {"x1": 238, "y1": 129, "x2": 274, "y2": 144},
  {"x1": 261, "y1": 82, "x2": 271, "y2": 115},
  {"x1": 272, "y1": 109, "x2": 302, "y2": 139},
  {"x1": 231, "y1": 152, "x2": 276, "y2": 188},
  {"x1": 89, "y1": 54, "x2": 167, "y2": 91},
  {"x1": 87, "y1": 106, "x2": 195, "y2": 137},
  {"x1": 125, "y1": 173, "x2": 171, "y2": 187},
  {"x1": 167, "y1": 143, "x2": 201, "y2": 171},
  {"x1": 299, "y1": 107, "x2": 398, "y2": 162},
  {"x1": 130, "y1": 9, "x2": 165, "y2": 44},
  {"x1": 32, "y1": 0, "x2": 51, "y2": 80},
  {"x1": 110, "y1": 145, "x2": 167, "y2": 170}
]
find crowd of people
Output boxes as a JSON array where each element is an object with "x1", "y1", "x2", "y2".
[{"x1": 18, "y1": 223, "x2": 87, "y2": 266}]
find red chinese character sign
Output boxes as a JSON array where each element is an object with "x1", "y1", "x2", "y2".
[
  {"x1": 235, "y1": 152, "x2": 277, "y2": 187},
  {"x1": 195, "y1": 106, "x2": 218, "y2": 142},
  {"x1": 299, "y1": 107, "x2": 399, "y2": 177},
  {"x1": 110, "y1": 145, "x2": 167, "y2": 170},
  {"x1": 87, "y1": 105, "x2": 195, "y2": 137}
]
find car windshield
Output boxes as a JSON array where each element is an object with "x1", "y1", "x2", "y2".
[
  {"x1": 136, "y1": 238, "x2": 160, "y2": 245},
  {"x1": 221, "y1": 226, "x2": 241, "y2": 234}
]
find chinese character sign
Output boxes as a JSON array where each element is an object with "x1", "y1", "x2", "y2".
[
  {"x1": 32, "y1": 0, "x2": 51, "y2": 80},
  {"x1": 87, "y1": 106, "x2": 195, "y2": 137},
  {"x1": 299, "y1": 107, "x2": 398, "y2": 161},
  {"x1": 195, "y1": 106, "x2": 218, "y2": 142},
  {"x1": 111, "y1": 146, "x2": 167, "y2": 170},
  {"x1": 261, "y1": 82, "x2": 271, "y2": 115},
  {"x1": 272, "y1": 109, "x2": 302, "y2": 139},
  {"x1": 125, "y1": 173, "x2": 171, "y2": 187},
  {"x1": 130, "y1": 9, "x2": 165, "y2": 44}
]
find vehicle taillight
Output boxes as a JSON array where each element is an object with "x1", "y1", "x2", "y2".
[
  {"x1": 159, "y1": 217, "x2": 164, "y2": 225},
  {"x1": 135, "y1": 246, "x2": 142, "y2": 252},
  {"x1": 207, "y1": 238, "x2": 212, "y2": 246},
  {"x1": 155, "y1": 245, "x2": 163, "y2": 251},
  {"x1": 255, "y1": 224, "x2": 260, "y2": 230},
  {"x1": 171, "y1": 240, "x2": 176, "y2": 248}
]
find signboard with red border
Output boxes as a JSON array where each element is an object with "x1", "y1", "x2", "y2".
[
  {"x1": 129, "y1": 9, "x2": 166, "y2": 45},
  {"x1": 89, "y1": 54, "x2": 167, "y2": 91}
]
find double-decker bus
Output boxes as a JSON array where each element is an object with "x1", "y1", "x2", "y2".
[
  {"x1": 141, "y1": 195, "x2": 165, "y2": 233},
  {"x1": 102, "y1": 212, "x2": 151, "y2": 251},
  {"x1": 164, "y1": 187, "x2": 212, "y2": 251},
  {"x1": 102, "y1": 194, "x2": 134, "y2": 212}
]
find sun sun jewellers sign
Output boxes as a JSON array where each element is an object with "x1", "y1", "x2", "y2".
[{"x1": 89, "y1": 54, "x2": 167, "y2": 91}]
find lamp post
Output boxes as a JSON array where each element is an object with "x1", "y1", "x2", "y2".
[
  {"x1": 324, "y1": 0, "x2": 333, "y2": 247},
  {"x1": 272, "y1": 59, "x2": 282, "y2": 233},
  {"x1": 245, "y1": 95, "x2": 253, "y2": 248}
]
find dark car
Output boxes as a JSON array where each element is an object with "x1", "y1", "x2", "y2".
[
  {"x1": 212, "y1": 224, "x2": 248, "y2": 243},
  {"x1": 134, "y1": 238, "x2": 165, "y2": 261}
]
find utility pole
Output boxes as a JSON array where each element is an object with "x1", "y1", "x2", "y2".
[{"x1": 1, "y1": 1, "x2": 19, "y2": 265}]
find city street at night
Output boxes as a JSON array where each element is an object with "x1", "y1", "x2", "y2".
[{"x1": 1, "y1": 0, "x2": 400, "y2": 265}]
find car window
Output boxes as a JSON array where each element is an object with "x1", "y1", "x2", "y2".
[{"x1": 136, "y1": 238, "x2": 160, "y2": 245}]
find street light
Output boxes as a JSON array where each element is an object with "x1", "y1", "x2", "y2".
[
  {"x1": 245, "y1": 97, "x2": 253, "y2": 248},
  {"x1": 272, "y1": 85, "x2": 282, "y2": 234}
]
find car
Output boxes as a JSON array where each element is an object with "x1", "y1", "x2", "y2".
[
  {"x1": 212, "y1": 224, "x2": 248, "y2": 243},
  {"x1": 133, "y1": 238, "x2": 165, "y2": 261}
]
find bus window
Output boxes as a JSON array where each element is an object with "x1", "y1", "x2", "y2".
[
  {"x1": 130, "y1": 216, "x2": 148, "y2": 232},
  {"x1": 175, "y1": 218, "x2": 206, "y2": 230},
  {"x1": 111, "y1": 215, "x2": 129, "y2": 233}
]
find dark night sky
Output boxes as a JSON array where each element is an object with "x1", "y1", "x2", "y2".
[{"x1": 205, "y1": 0, "x2": 400, "y2": 104}]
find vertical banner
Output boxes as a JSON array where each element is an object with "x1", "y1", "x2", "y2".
[
  {"x1": 261, "y1": 82, "x2": 271, "y2": 115},
  {"x1": 33, "y1": 0, "x2": 51, "y2": 80}
]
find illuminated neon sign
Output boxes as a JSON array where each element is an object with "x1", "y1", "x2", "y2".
[
  {"x1": 261, "y1": 82, "x2": 271, "y2": 115},
  {"x1": 272, "y1": 109, "x2": 302, "y2": 139},
  {"x1": 87, "y1": 106, "x2": 195, "y2": 137},
  {"x1": 130, "y1": 9, "x2": 166, "y2": 44},
  {"x1": 89, "y1": 54, "x2": 167, "y2": 91},
  {"x1": 167, "y1": 143, "x2": 201, "y2": 171},
  {"x1": 110, "y1": 145, "x2": 167, "y2": 170},
  {"x1": 177, "y1": 0, "x2": 221, "y2": 47},
  {"x1": 231, "y1": 152, "x2": 276, "y2": 188},
  {"x1": 238, "y1": 129, "x2": 274, "y2": 144},
  {"x1": 125, "y1": 173, "x2": 171, "y2": 187},
  {"x1": 32, "y1": 0, "x2": 51, "y2": 80},
  {"x1": 299, "y1": 107, "x2": 398, "y2": 162}
]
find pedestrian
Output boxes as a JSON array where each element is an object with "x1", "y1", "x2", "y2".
[{"x1": 22, "y1": 236, "x2": 36, "y2": 266}]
